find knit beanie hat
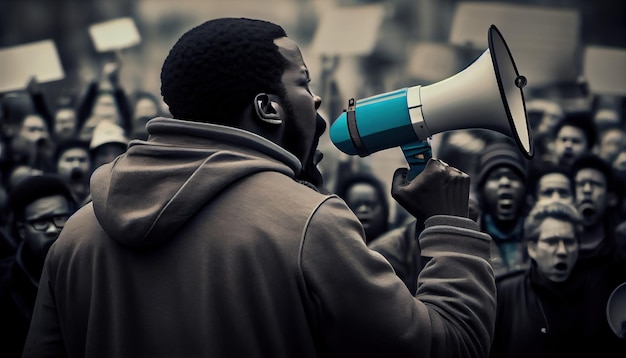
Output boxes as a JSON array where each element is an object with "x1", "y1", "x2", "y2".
[{"x1": 475, "y1": 138, "x2": 527, "y2": 188}]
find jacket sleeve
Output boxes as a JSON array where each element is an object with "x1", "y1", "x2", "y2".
[{"x1": 299, "y1": 196, "x2": 495, "y2": 358}]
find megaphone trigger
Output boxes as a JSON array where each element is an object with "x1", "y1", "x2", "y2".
[{"x1": 401, "y1": 141, "x2": 433, "y2": 181}]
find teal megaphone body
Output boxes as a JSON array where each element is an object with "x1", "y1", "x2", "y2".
[{"x1": 330, "y1": 25, "x2": 534, "y2": 180}]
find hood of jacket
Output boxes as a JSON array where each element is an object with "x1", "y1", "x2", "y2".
[{"x1": 90, "y1": 117, "x2": 302, "y2": 248}]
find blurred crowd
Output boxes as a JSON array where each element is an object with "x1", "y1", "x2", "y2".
[{"x1": 1, "y1": 3, "x2": 626, "y2": 356}]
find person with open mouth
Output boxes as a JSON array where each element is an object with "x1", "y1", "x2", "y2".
[{"x1": 490, "y1": 200, "x2": 591, "y2": 357}]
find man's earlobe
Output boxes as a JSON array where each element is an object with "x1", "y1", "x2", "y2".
[{"x1": 254, "y1": 93, "x2": 282, "y2": 125}]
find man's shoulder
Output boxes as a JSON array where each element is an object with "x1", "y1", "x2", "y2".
[
  {"x1": 54, "y1": 203, "x2": 103, "y2": 247},
  {"x1": 496, "y1": 267, "x2": 527, "y2": 289},
  {"x1": 242, "y1": 171, "x2": 333, "y2": 206}
]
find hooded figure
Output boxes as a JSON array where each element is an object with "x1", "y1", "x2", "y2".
[{"x1": 23, "y1": 18, "x2": 496, "y2": 358}]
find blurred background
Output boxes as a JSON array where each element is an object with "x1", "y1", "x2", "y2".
[
  {"x1": 1, "y1": 0, "x2": 625, "y2": 206},
  {"x1": 2, "y1": 0, "x2": 624, "y2": 113}
]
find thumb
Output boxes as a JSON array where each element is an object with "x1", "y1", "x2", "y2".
[{"x1": 391, "y1": 167, "x2": 409, "y2": 195}]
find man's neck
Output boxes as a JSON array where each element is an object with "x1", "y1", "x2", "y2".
[{"x1": 580, "y1": 223, "x2": 605, "y2": 251}]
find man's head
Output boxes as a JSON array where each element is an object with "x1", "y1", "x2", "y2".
[
  {"x1": 56, "y1": 139, "x2": 91, "y2": 179},
  {"x1": 161, "y1": 18, "x2": 290, "y2": 124},
  {"x1": 160, "y1": 18, "x2": 324, "y2": 183},
  {"x1": 335, "y1": 172, "x2": 389, "y2": 243},
  {"x1": 476, "y1": 138, "x2": 528, "y2": 223},
  {"x1": 597, "y1": 124, "x2": 626, "y2": 166},
  {"x1": 528, "y1": 164, "x2": 573, "y2": 206},
  {"x1": 524, "y1": 201, "x2": 582, "y2": 282},
  {"x1": 91, "y1": 92, "x2": 121, "y2": 125},
  {"x1": 17, "y1": 113, "x2": 50, "y2": 145},
  {"x1": 571, "y1": 154, "x2": 619, "y2": 228},
  {"x1": 54, "y1": 106, "x2": 78, "y2": 142},
  {"x1": 525, "y1": 98, "x2": 564, "y2": 135},
  {"x1": 552, "y1": 112, "x2": 597, "y2": 169},
  {"x1": 9, "y1": 174, "x2": 77, "y2": 260}
]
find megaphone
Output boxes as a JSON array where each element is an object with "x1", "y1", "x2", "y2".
[
  {"x1": 607, "y1": 282, "x2": 626, "y2": 340},
  {"x1": 330, "y1": 25, "x2": 534, "y2": 180}
]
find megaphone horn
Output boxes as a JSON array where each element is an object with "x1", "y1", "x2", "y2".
[{"x1": 330, "y1": 25, "x2": 534, "y2": 180}]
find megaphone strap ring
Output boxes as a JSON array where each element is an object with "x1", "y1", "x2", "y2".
[
  {"x1": 346, "y1": 98, "x2": 369, "y2": 157},
  {"x1": 406, "y1": 85, "x2": 431, "y2": 142}
]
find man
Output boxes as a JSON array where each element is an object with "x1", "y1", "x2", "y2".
[
  {"x1": 527, "y1": 164, "x2": 574, "y2": 206},
  {"x1": 551, "y1": 111, "x2": 597, "y2": 171},
  {"x1": 9, "y1": 112, "x2": 55, "y2": 173},
  {"x1": 334, "y1": 171, "x2": 390, "y2": 244},
  {"x1": 596, "y1": 122, "x2": 626, "y2": 168},
  {"x1": 474, "y1": 137, "x2": 530, "y2": 275},
  {"x1": 53, "y1": 106, "x2": 78, "y2": 142},
  {"x1": 569, "y1": 154, "x2": 626, "y2": 353},
  {"x1": 24, "y1": 18, "x2": 495, "y2": 357},
  {"x1": 0, "y1": 174, "x2": 77, "y2": 357},
  {"x1": 55, "y1": 139, "x2": 92, "y2": 204},
  {"x1": 76, "y1": 58, "x2": 132, "y2": 142},
  {"x1": 490, "y1": 201, "x2": 589, "y2": 357},
  {"x1": 571, "y1": 155, "x2": 621, "y2": 253}
]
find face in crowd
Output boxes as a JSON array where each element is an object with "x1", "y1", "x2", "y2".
[
  {"x1": 57, "y1": 147, "x2": 91, "y2": 182},
  {"x1": 554, "y1": 125, "x2": 588, "y2": 169},
  {"x1": 18, "y1": 114, "x2": 50, "y2": 145},
  {"x1": 92, "y1": 93, "x2": 121, "y2": 125},
  {"x1": 482, "y1": 166, "x2": 526, "y2": 222},
  {"x1": 18, "y1": 195, "x2": 72, "y2": 260},
  {"x1": 528, "y1": 216, "x2": 579, "y2": 282},
  {"x1": 273, "y1": 37, "x2": 324, "y2": 173},
  {"x1": 574, "y1": 167, "x2": 612, "y2": 227},
  {"x1": 345, "y1": 182, "x2": 387, "y2": 242},
  {"x1": 535, "y1": 172, "x2": 573, "y2": 205},
  {"x1": 525, "y1": 202, "x2": 582, "y2": 283},
  {"x1": 598, "y1": 127, "x2": 626, "y2": 166},
  {"x1": 54, "y1": 108, "x2": 77, "y2": 141}
]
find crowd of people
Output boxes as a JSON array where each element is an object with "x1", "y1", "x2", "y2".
[
  {"x1": 0, "y1": 15, "x2": 625, "y2": 357},
  {"x1": 0, "y1": 55, "x2": 168, "y2": 356}
]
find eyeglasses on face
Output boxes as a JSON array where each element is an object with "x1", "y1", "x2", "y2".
[{"x1": 26, "y1": 215, "x2": 70, "y2": 232}]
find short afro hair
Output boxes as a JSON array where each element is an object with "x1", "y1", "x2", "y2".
[
  {"x1": 527, "y1": 163, "x2": 573, "y2": 201},
  {"x1": 161, "y1": 18, "x2": 289, "y2": 124},
  {"x1": 8, "y1": 174, "x2": 77, "y2": 221},
  {"x1": 334, "y1": 171, "x2": 390, "y2": 223},
  {"x1": 54, "y1": 138, "x2": 90, "y2": 163},
  {"x1": 552, "y1": 111, "x2": 598, "y2": 149},
  {"x1": 570, "y1": 154, "x2": 621, "y2": 200}
]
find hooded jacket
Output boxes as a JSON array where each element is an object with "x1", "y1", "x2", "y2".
[{"x1": 23, "y1": 117, "x2": 496, "y2": 358}]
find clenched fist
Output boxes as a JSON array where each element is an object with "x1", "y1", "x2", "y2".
[{"x1": 391, "y1": 158, "x2": 470, "y2": 221}]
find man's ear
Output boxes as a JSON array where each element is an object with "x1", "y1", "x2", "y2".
[
  {"x1": 254, "y1": 93, "x2": 282, "y2": 125},
  {"x1": 607, "y1": 191, "x2": 619, "y2": 207}
]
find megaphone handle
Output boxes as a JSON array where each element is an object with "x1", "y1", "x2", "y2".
[{"x1": 401, "y1": 140, "x2": 433, "y2": 181}]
